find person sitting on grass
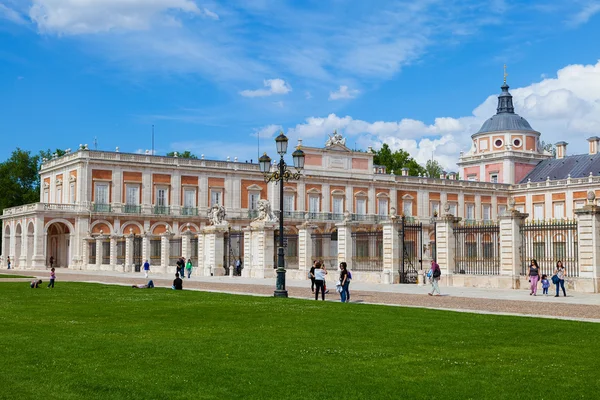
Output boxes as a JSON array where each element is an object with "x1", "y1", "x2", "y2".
[
  {"x1": 30, "y1": 279, "x2": 42, "y2": 288},
  {"x1": 172, "y1": 273, "x2": 183, "y2": 290},
  {"x1": 132, "y1": 280, "x2": 155, "y2": 289}
]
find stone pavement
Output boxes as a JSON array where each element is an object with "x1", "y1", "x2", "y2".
[{"x1": 2, "y1": 268, "x2": 599, "y2": 322}]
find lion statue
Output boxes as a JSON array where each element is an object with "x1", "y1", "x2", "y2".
[{"x1": 255, "y1": 199, "x2": 278, "y2": 223}]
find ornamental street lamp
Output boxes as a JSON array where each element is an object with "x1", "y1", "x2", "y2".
[{"x1": 259, "y1": 131, "x2": 305, "y2": 298}]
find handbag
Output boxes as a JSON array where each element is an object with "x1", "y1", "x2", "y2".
[
  {"x1": 336, "y1": 284, "x2": 343, "y2": 293},
  {"x1": 551, "y1": 275, "x2": 559, "y2": 285}
]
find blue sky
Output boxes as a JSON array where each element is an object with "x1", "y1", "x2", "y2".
[{"x1": 2, "y1": 0, "x2": 600, "y2": 170}]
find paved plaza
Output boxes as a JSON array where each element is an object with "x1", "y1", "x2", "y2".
[{"x1": 3, "y1": 269, "x2": 598, "y2": 323}]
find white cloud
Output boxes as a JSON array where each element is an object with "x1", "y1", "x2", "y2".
[
  {"x1": 252, "y1": 124, "x2": 281, "y2": 139},
  {"x1": 29, "y1": 0, "x2": 214, "y2": 34},
  {"x1": 328, "y1": 85, "x2": 359, "y2": 100},
  {"x1": 240, "y1": 78, "x2": 292, "y2": 97},
  {"x1": 568, "y1": 1, "x2": 600, "y2": 26},
  {"x1": 0, "y1": 3, "x2": 27, "y2": 24},
  {"x1": 286, "y1": 61, "x2": 600, "y2": 171}
]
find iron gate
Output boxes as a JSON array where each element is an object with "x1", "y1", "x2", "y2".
[
  {"x1": 399, "y1": 217, "x2": 423, "y2": 283},
  {"x1": 133, "y1": 235, "x2": 143, "y2": 272},
  {"x1": 224, "y1": 230, "x2": 244, "y2": 275},
  {"x1": 453, "y1": 223, "x2": 500, "y2": 275},
  {"x1": 520, "y1": 220, "x2": 578, "y2": 277}
]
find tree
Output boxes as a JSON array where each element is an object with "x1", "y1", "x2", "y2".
[
  {"x1": 541, "y1": 141, "x2": 556, "y2": 157},
  {"x1": 166, "y1": 151, "x2": 198, "y2": 159},
  {"x1": 424, "y1": 159, "x2": 444, "y2": 179},
  {"x1": 0, "y1": 148, "x2": 41, "y2": 215},
  {"x1": 372, "y1": 144, "x2": 425, "y2": 176}
]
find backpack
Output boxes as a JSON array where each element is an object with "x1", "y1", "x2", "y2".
[
  {"x1": 348, "y1": 271, "x2": 352, "y2": 280},
  {"x1": 433, "y1": 268, "x2": 441, "y2": 278}
]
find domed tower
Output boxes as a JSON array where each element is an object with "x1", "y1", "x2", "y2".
[{"x1": 457, "y1": 70, "x2": 552, "y2": 184}]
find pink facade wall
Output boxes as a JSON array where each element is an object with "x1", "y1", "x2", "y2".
[
  {"x1": 515, "y1": 163, "x2": 536, "y2": 183},
  {"x1": 463, "y1": 166, "x2": 479, "y2": 180},
  {"x1": 305, "y1": 154, "x2": 322, "y2": 166},
  {"x1": 352, "y1": 158, "x2": 368, "y2": 170},
  {"x1": 484, "y1": 163, "x2": 504, "y2": 183}
]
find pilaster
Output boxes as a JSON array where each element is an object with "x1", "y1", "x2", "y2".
[
  {"x1": 574, "y1": 202, "x2": 600, "y2": 293},
  {"x1": 435, "y1": 214, "x2": 461, "y2": 286},
  {"x1": 298, "y1": 222, "x2": 315, "y2": 272},
  {"x1": 335, "y1": 219, "x2": 356, "y2": 265},
  {"x1": 498, "y1": 210, "x2": 528, "y2": 289},
  {"x1": 381, "y1": 218, "x2": 400, "y2": 284}
]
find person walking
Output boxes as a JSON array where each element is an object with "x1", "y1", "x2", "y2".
[
  {"x1": 7, "y1": 256, "x2": 10, "y2": 270},
  {"x1": 47, "y1": 267, "x2": 56, "y2": 288},
  {"x1": 185, "y1": 258, "x2": 193, "y2": 279},
  {"x1": 143, "y1": 260, "x2": 150, "y2": 279},
  {"x1": 176, "y1": 257, "x2": 185, "y2": 279},
  {"x1": 313, "y1": 261, "x2": 326, "y2": 301},
  {"x1": 428, "y1": 259, "x2": 441, "y2": 296},
  {"x1": 339, "y1": 262, "x2": 350, "y2": 303},
  {"x1": 235, "y1": 258, "x2": 242, "y2": 276},
  {"x1": 309, "y1": 260, "x2": 317, "y2": 293},
  {"x1": 554, "y1": 260, "x2": 567, "y2": 297},
  {"x1": 527, "y1": 259, "x2": 540, "y2": 296}
]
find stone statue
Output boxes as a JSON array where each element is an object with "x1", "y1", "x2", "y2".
[
  {"x1": 508, "y1": 196, "x2": 516, "y2": 210},
  {"x1": 254, "y1": 199, "x2": 278, "y2": 222},
  {"x1": 443, "y1": 202, "x2": 450, "y2": 214},
  {"x1": 343, "y1": 210, "x2": 352, "y2": 222},
  {"x1": 208, "y1": 204, "x2": 227, "y2": 225},
  {"x1": 325, "y1": 131, "x2": 346, "y2": 147},
  {"x1": 390, "y1": 207, "x2": 397, "y2": 218},
  {"x1": 587, "y1": 190, "x2": 596, "y2": 205}
]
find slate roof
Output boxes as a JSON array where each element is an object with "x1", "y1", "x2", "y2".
[
  {"x1": 476, "y1": 83, "x2": 536, "y2": 134},
  {"x1": 519, "y1": 153, "x2": 600, "y2": 183}
]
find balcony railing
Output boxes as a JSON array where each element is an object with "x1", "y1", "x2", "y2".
[
  {"x1": 93, "y1": 204, "x2": 112, "y2": 213},
  {"x1": 154, "y1": 206, "x2": 170, "y2": 215},
  {"x1": 123, "y1": 204, "x2": 142, "y2": 214},
  {"x1": 181, "y1": 207, "x2": 198, "y2": 216}
]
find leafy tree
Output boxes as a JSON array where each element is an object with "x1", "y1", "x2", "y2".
[
  {"x1": 166, "y1": 151, "x2": 198, "y2": 159},
  {"x1": 372, "y1": 144, "x2": 425, "y2": 176},
  {"x1": 0, "y1": 148, "x2": 41, "y2": 215},
  {"x1": 541, "y1": 141, "x2": 556, "y2": 157},
  {"x1": 424, "y1": 159, "x2": 444, "y2": 179}
]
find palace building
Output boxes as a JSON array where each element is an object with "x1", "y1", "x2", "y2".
[{"x1": 2, "y1": 78, "x2": 600, "y2": 293}]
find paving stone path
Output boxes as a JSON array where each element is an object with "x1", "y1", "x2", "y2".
[{"x1": 2, "y1": 269, "x2": 599, "y2": 322}]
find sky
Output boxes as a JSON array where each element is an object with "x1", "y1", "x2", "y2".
[{"x1": 2, "y1": 0, "x2": 600, "y2": 171}]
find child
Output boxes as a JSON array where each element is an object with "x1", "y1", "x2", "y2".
[
  {"x1": 48, "y1": 268, "x2": 56, "y2": 288},
  {"x1": 541, "y1": 274, "x2": 550, "y2": 296},
  {"x1": 30, "y1": 279, "x2": 42, "y2": 288}
]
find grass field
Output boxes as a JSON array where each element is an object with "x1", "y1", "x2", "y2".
[
  {"x1": 0, "y1": 274, "x2": 34, "y2": 279},
  {"x1": 1, "y1": 282, "x2": 598, "y2": 400}
]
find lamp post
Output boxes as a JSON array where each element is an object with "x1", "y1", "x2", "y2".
[{"x1": 259, "y1": 132, "x2": 305, "y2": 298}]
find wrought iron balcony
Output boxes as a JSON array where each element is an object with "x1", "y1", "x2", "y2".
[
  {"x1": 93, "y1": 203, "x2": 112, "y2": 213},
  {"x1": 181, "y1": 207, "x2": 197, "y2": 216},
  {"x1": 123, "y1": 204, "x2": 142, "y2": 214},
  {"x1": 153, "y1": 206, "x2": 170, "y2": 215}
]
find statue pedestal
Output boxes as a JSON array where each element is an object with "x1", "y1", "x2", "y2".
[
  {"x1": 198, "y1": 224, "x2": 228, "y2": 276},
  {"x1": 244, "y1": 220, "x2": 277, "y2": 279}
]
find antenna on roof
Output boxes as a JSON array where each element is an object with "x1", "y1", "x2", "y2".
[{"x1": 152, "y1": 125, "x2": 155, "y2": 156}]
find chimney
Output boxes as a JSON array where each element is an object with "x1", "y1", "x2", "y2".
[
  {"x1": 588, "y1": 137, "x2": 599, "y2": 155},
  {"x1": 555, "y1": 141, "x2": 567, "y2": 159},
  {"x1": 448, "y1": 172, "x2": 456, "y2": 180},
  {"x1": 440, "y1": 171, "x2": 447, "y2": 179}
]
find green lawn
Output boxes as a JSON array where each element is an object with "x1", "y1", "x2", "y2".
[{"x1": 0, "y1": 282, "x2": 598, "y2": 400}]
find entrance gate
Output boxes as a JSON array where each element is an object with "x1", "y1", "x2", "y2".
[
  {"x1": 399, "y1": 217, "x2": 423, "y2": 284},
  {"x1": 133, "y1": 235, "x2": 143, "y2": 272},
  {"x1": 224, "y1": 230, "x2": 244, "y2": 275}
]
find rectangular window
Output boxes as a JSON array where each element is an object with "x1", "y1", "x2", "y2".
[
  {"x1": 56, "y1": 187, "x2": 62, "y2": 203},
  {"x1": 490, "y1": 174, "x2": 498, "y2": 183},
  {"x1": 332, "y1": 197, "x2": 343, "y2": 215},
  {"x1": 44, "y1": 189, "x2": 49, "y2": 203},
  {"x1": 482, "y1": 204, "x2": 491, "y2": 220},
  {"x1": 95, "y1": 183, "x2": 109, "y2": 204},
  {"x1": 156, "y1": 188, "x2": 168, "y2": 207},
  {"x1": 211, "y1": 190, "x2": 221, "y2": 206},
  {"x1": 126, "y1": 185, "x2": 140, "y2": 205},
  {"x1": 516, "y1": 204, "x2": 525, "y2": 213},
  {"x1": 431, "y1": 201, "x2": 440, "y2": 217},
  {"x1": 378, "y1": 198, "x2": 388, "y2": 216},
  {"x1": 69, "y1": 183, "x2": 76, "y2": 204},
  {"x1": 449, "y1": 202, "x2": 457, "y2": 216},
  {"x1": 403, "y1": 200, "x2": 412, "y2": 217},
  {"x1": 534, "y1": 203, "x2": 544, "y2": 220},
  {"x1": 574, "y1": 201, "x2": 585, "y2": 210},
  {"x1": 184, "y1": 189, "x2": 196, "y2": 208},
  {"x1": 498, "y1": 205, "x2": 507, "y2": 217},
  {"x1": 356, "y1": 198, "x2": 366, "y2": 215},
  {"x1": 308, "y1": 196, "x2": 320, "y2": 213},
  {"x1": 553, "y1": 202, "x2": 564, "y2": 220},
  {"x1": 249, "y1": 192, "x2": 260, "y2": 210},
  {"x1": 283, "y1": 194, "x2": 295, "y2": 212},
  {"x1": 466, "y1": 204, "x2": 475, "y2": 220},
  {"x1": 467, "y1": 175, "x2": 477, "y2": 182}
]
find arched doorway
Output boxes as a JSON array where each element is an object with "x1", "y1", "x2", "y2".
[
  {"x1": 46, "y1": 222, "x2": 71, "y2": 268},
  {"x1": 3, "y1": 225, "x2": 11, "y2": 264},
  {"x1": 14, "y1": 224, "x2": 22, "y2": 268},
  {"x1": 26, "y1": 223, "x2": 35, "y2": 266}
]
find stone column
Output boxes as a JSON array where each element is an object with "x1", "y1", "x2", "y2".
[
  {"x1": 142, "y1": 233, "x2": 151, "y2": 266},
  {"x1": 435, "y1": 214, "x2": 460, "y2": 286},
  {"x1": 109, "y1": 234, "x2": 118, "y2": 270},
  {"x1": 574, "y1": 197, "x2": 600, "y2": 293},
  {"x1": 81, "y1": 237, "x2": 90, "y2": 270},
  {"x1": 198, "y1": 232, "x2": 207, "y2": 276},
  {"x1": 498, "y1": 209, "x2": 528, "y2": 289},
  {"x1": 160, "y1": 232, "x2": 173, "y2": 273},
  {"x1": 95, "y1": 235, "x2": 104, "y2": 270},
  {"x1": 381, "y1": 218, "x2": 400, "y2": 284},
  {"x1": 298, "y1": 222, "x2": 314, "y2": 273},
  {"x1": 181, "y1": 228, "x2": 193, "y2": 259},
  {"x1": 200, "y1": 224, "x2": 228, "y2": 276},
  {"x1": 335, "y1": 219, "x2": 355, "y2": 265},
  {"x1": 242, "y1": 227, "x2": 252, "y2": 278},
  {"x1": 246, "y1": 220, "x2": 276, "y2": 279},
  {"x1": 31, "y1": 215, "x2": 46, "y2": 268},
  {"x1": 125, "y1": 234, "x2": 134, "y2": 272}
]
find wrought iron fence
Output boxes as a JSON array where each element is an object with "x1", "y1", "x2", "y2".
[
  {"x1": 351, "y1": 231, "x2": 383, "y2": 271},
  {"x1": 116, "y1": 240, "x2": 125, "y2": 265},
  {"x1": 101, "y1": 241, "x2": 110, "y2": 265},
  {"x1": 399, "y1": 218, "x2": 423, "y2": 283},
  {"x1": 169, "y1": 238, "x2": 182, "y2": 266},
  {"x1": 88, "y1": 241, "x2": 96, "y2": 264},
  {"x1": 453, "y1": 222, "x2": 500, "y2": 275},
  {"x1": 190, "y1": 238, "x2": 198, "y2": 267},
  {"x1": 274, "y1": 233, "x2": 299, "y2": 269},
  {"x1": 311, "y1": 232, "x2": 338, "y2": 269},
  {"x1": 225, "y1": 230, "x2": 244, "y2": 274},
  {"x1": 150, "y1": 239, "x2": 161, "y2": 265},
  {"x1": 520, "y1": 219, "x2": 578, "y2": 277}
]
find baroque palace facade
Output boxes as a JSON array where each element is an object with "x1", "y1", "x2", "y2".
[{"x1": 3, "y1": 79, "x2": 600, "y2": 292}]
